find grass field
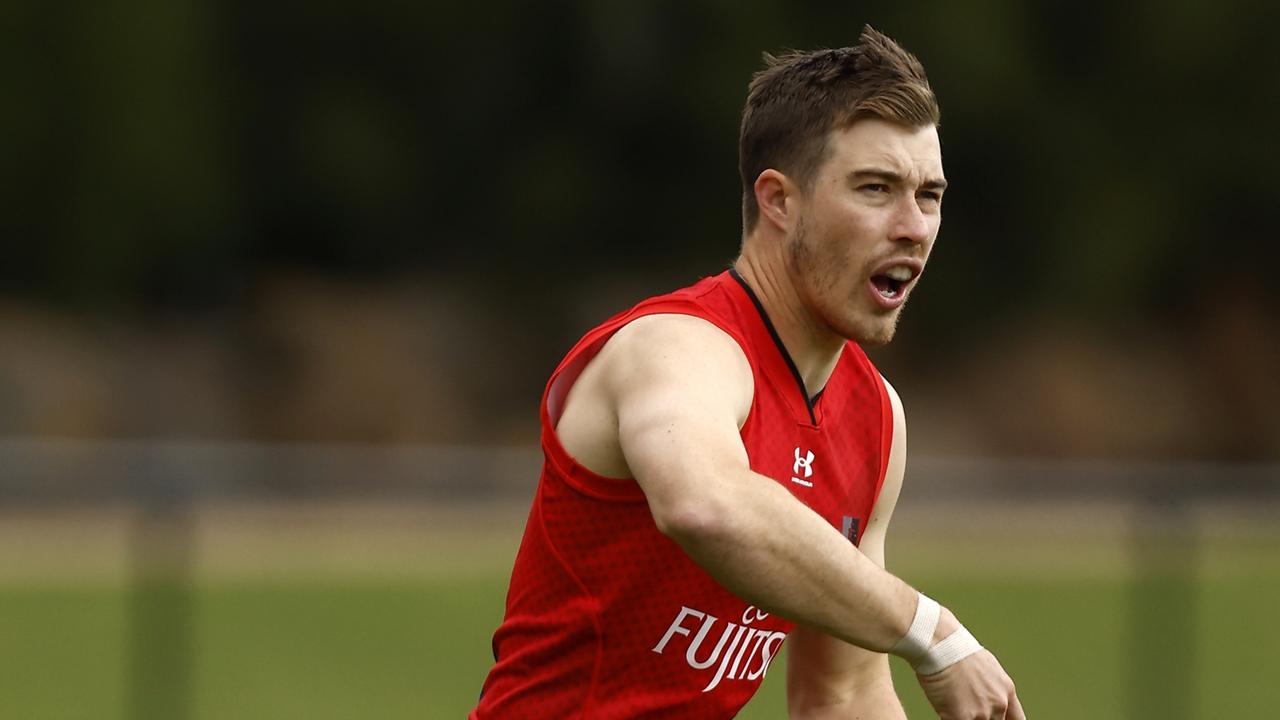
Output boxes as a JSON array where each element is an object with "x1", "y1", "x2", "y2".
[{"x1": 1, "y1": 502, "x2": 1277, "y2": 719}]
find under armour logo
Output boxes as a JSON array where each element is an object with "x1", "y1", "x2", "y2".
[{"x1": 791, "y1": 448, "x2": 815, "y2": 487}]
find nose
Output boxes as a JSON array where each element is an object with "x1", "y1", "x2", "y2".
[{"x1": 893, "y1": 195, "x2": 934, "y2": 247}]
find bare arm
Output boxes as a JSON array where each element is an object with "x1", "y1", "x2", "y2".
[
  {"x1": 785, "y1": 378, "x2": 909, "y2": 720},
  {"x1": 601, "y1": 315, "x2": 918, "y2": 652},
  {"x1": 568, "y1": 314, "x2": 1022, "y2": 719}
]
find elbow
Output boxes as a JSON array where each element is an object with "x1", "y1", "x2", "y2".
[{"x1": 651, "y1": 492, "x2": 736, "y2": 548}]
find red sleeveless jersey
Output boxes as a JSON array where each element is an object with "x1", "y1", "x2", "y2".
[{"x1": 472, "y1": 270, "x2": 893, "y2": 719}]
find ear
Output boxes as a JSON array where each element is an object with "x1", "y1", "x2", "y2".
[{"x1": 753, "y1": 169, "x2": 796, "y2": 233}]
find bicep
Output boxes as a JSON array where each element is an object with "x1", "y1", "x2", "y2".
[{"x1": 604, "y1": 315, "x2": 754, "y2": 532}]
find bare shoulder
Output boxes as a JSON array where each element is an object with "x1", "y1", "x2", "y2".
[
  {"x1": 878, "y1": 373, "x2": 906, "y2": 478},
  {"x1": 555, "y1": 313, "x2": 753, "y2": 479},
  {"x1": 599, "y1": 315, "x2": 747, "y2": 415},
  {"x1": 605, "y1": 314, "x2": 746, "y2": 365},
  {"x1": 881, "y1": 374, "x2": 904, "y2": 418}
]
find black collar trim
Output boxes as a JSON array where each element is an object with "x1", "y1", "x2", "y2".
[{"x1": 728, "y1": 267, "x2": 818, "y2": 425}]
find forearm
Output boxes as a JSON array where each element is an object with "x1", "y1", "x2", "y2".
[{"x1": 663, "y1": 466, "x2": 919, "y2": 653}]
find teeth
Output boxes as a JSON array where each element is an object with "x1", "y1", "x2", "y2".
[{"x1": 885, "y1": 266, "x2": 914, "y2": 282}]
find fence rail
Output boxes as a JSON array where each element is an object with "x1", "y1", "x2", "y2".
[{"x1": 1, "y1": 436, "x2": 1276, "y2": 505}]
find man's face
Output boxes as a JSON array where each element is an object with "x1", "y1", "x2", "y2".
[{"x1": 787, "y1": 119, "x2": 945, "y2": 346}]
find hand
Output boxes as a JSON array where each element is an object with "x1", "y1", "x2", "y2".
[{"x1": 916, "y1": 649, "x2": 1024, "y2": 720}]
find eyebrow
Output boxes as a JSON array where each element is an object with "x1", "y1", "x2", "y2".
[{"x1": 849, "y1": 168, "x2": 948, "y2": 192}]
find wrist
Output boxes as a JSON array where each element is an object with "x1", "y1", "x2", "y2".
[
  {"x1": 888, "y1": 592, "x2": 938, "y2": 664},
  {"x1": 889, "y1": 592, "x2": 983, "y2": 676},
  {"x1": 932, "y1": 606, "x2": 960, "y2": 645}
]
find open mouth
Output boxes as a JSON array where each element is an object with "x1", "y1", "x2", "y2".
[
  {"x1": 870, "y1": 265, "x2": 916, "y2": 300},
  {"x1": 870, "y1": 274, "x2": 905, "y2": 299}
]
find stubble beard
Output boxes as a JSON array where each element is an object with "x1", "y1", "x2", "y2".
[{"x1": 788, "y1": 219, "x2": 903, "y2": 346}]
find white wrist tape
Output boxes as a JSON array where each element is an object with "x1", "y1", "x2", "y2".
[
  {"x1": 914, "y1": 627, "x2": 984, "y2": 675},
  {"x1": 890, "y1": 592, "x2": 984, "y2": 675},
  {"x1": 890, "y1": 592, "x2": 939, "y2": 665}
]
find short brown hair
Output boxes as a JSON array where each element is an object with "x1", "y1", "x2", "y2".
[{"x1": 739, "y1": 25, "x2": 940, "y2": 231}]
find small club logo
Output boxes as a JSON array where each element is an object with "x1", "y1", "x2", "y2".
[
  {"x1": 841, "y1": 516, "x2": 861, "y2": 544},
  {"x1": 791, "y1": 448, "x2": 815, "y2": 487}
]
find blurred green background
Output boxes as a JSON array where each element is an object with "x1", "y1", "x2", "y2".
[
  {"x1": 3, "y1": 496, "x2": 1279, "y2": 718},
  {"x1": 2, "y1": 0, "x2": 1278, "y2": 718}
]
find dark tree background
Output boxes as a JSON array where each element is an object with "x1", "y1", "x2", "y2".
[{"x1": 2, "y1": 1, "x2": 1276, "y2": 458}]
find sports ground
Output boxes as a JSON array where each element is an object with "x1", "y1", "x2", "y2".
[{"x1": 2, "y1": 500, "x2": 1276, "y2": 719}]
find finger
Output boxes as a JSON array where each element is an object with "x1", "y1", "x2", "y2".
[{"x1": 1007, "y1": 691, "x2": 1026, "y2": 720}]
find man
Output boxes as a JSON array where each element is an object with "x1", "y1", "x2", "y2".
[{"x1": 473, "y1": 26, "x2": 1024, "y2": 719}]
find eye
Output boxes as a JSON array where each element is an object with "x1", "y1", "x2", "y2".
[
  {"x1": 860, "y1": 183, "x2": 890, "y2": 194},
  {"x1": 918, "y1": 191, "x2": 942, "y2": 204}
]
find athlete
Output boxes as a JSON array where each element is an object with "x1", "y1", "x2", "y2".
[{"x1": 473, "y1": 26, "x2": 1024, "y2": 719}]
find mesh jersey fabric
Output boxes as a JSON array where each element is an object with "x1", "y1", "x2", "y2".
[{"x1": 471, "y1": 270, "x2": 893, "y2": 719}]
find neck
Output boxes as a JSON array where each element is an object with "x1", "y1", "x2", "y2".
[{"x1": 733, "y1": 244, "x2": 845, "y2": 398}]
